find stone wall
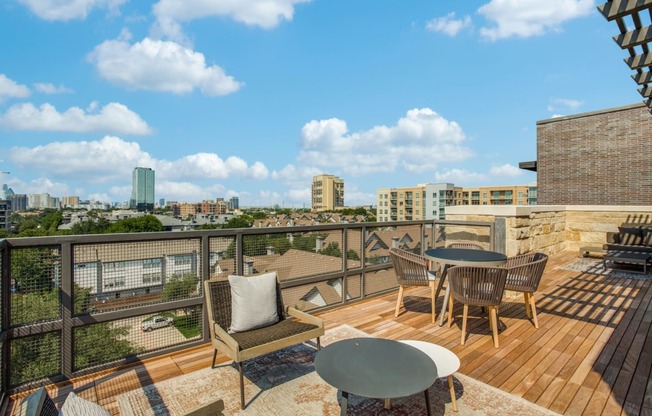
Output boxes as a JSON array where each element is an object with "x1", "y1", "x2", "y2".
[{"x1": 446, "y1": 205, "x2": 652, "y2": 257}]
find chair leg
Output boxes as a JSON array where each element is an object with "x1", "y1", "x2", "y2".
[
  {"x1": 447, "y1": 295, "x2": 454, "y2": 328},
  {"x1": 489, "y1": 306, "x2": 499, "y2": 348},
  {"x1": 448, "y1": 375, "x2": 458, "y2": 412},
  {"x1": 530, "y1": 293, "x2": 539, "y2": 329},
  {"x1": 461, "y1": 304, "x2": 468, "y2": 345},
  {"x1": 239, "y1": 361, "x2": 245, "y2": 409},
  {"x1": 430, "y1": 281, "x2": 436, "y2": 323},
  {"x1": 524, "y1": 292, "x2": 532, "y2": 318},
  {"x1": 317, "y1": 337, "x2": 321, "y2": 350},
  {"x1": 211, "y1": 348, "x2": 218, "y2": 369},
  {"x1": 395, "y1": 285, "x2": 404, "y2": 318}
]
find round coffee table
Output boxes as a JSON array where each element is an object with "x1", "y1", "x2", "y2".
[
  {"x1": 315, "y1": 338, "x2": 437, "y2": 415},
  {"x1": 399, "y1": 340, "x2": 461, "y2": 412}
]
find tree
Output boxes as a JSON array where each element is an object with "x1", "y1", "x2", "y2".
[
  {"x1": 109, "y1": 215, "x2": 163, "y2": 233},
  {"x1": 347, "y1": 249, "x2": 360, "y2": 260},
  {"x1": 162, "y1": 273, "x2": 199, "y2": 301},
  {"x1": 70, "y1": 217, "x2": 111, "y2": 235},
  {"x1": 11, "y1": 248, "x2": 54, "y2": 294},
  {"x1": 320, "y1": 242, "x2": 342, "y2": 258},
  {"x1": 223, "y1": 217, "x2": 251, "y2": 229},
  {"x1": 41, "y1": 211, "x2": 63, "y2": 234},
  {"x1": 292, "y1": 234, "x2": 319, "y2": 253}
]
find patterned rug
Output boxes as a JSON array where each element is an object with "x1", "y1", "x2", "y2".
[
  {"x1": 560, "y1": 257, "x2": 652, "y2": 280},
  {"x1": 117, "y1": 324, "x2": 558, "y2": 415}
]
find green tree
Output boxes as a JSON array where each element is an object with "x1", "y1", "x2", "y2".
[
  {"x1": 292, "y1": 234, "x2": 319, "y2": 253},
  {"x1": 109, "y1": 215, "x2": 163, "y2": 233},
  {"x1": 70, "y1": 217, "x2": 112, "y2": 235},
  {"x1": 251, "y1": 211, "x2": 267, "y2": 220},
  {"x1": 223, "y1": 217, "x2": 251, "y2": 229},
  {"x1": 12, "y1": 248, "x2": 54, "y2": 294},
  {"x1": 320, "y1": 242, "x2": 342, "y2": 257},
  {"x1": 347, "y1": 249, "x2": 360, "y2": 260},
  {"x1": 18, "y1": 218, "x2": 39, "y2": 234},
  {"x1": 41, "y1": 211, "x2": 63, "y2": 234},
  {"x1": 162, "y1": 273, "x2": 199, "y2": 301},
  {"x1": 74, "y1": 323, "x2": 141, "y2": 370}
]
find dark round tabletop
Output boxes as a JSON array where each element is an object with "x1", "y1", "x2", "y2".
[
  {"x1": 424, "y1": 248, "x2": 507, "y2": 266},
  {"x1": 314, "y1": 338, "x2": 436, "y2": 399}
]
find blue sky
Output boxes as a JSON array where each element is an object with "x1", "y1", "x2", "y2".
[{"x1": 0, "y1": 0, "x2": 642, "y2": 207}]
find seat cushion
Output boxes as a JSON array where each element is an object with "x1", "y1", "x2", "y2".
[
  {"x1": 231, "y1": 318, "x2": 320, "y2": 350},
  {"x1": 228, "y1": 272, "x2": 279, "y2": 333},
  {"x1": 60, "y1": 392, "x2": 111, "y2": 416},
  {"x1": 14, "y1": 387, "x2": 58, "y2": 416}
]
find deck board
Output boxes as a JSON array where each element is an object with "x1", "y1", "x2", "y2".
[{"x1": 5, "y1": 250, "x2": 652, "y2": 416}]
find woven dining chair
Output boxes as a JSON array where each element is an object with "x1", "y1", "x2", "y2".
[
  {"x1": 447, "y1": 266, "x2": 508, "y2": 348},
  {"x1": 389, "y1": 247, "x2": 437, "y2": 323},
  {"x1": 446, "y1": 242, "x2": 484, "y2": 250},
  {"x1": 504, "y1": 252, "x2": 549, "y2": 328}
]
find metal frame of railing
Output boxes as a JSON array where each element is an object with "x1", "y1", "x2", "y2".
[{"x1": 0, "y1": 219, "x2": 494, "y2": 400}]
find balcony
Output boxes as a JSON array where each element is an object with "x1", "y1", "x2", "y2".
[{"x1": 1, "y1": 212, "x2": 651, "y2": 415}]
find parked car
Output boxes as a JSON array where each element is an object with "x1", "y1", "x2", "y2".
[{"x1": 142, "y1": 315, "x2": 174, "y2": 332}]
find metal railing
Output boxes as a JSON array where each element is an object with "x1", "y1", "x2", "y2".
[{"x1": 0, "y1": 219, "x2": 494, "y2": 398}]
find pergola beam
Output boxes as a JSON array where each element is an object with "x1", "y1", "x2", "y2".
[
  {"x1": 625, "y1": 51, "x2": 652, "y2": 69},
  {"x1": 632, "y1": 70, "x2": 652, "y2": 84},
  {"x1": 638, "y1": 85, "x2": 652, "y2": 97},
  {"x1": 599, "y1": 0, "x2": 652, "y2": 21},
  {"x1": 614, "y1": 25, "x2": 652, "y2": 49}
]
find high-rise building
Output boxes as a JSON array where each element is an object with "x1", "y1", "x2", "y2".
[
  {"x1": 311, "y1": 174, "x2": 344, "y2": 212},
  {"x1": 62, "y1": 196, "x2": 80, "y2": 208},
  {"x1": 230, "y1": 196, "x2": 239, "y2": 210},
  {"x1": 0, "y1": 199, "x2": 9, "y2": 230},
  {"x1": 130, "y1": 167, "x2": 155, "y2": 212}
]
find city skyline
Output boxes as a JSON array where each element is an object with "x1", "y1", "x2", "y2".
[{"x1": 0, "y1": 1, "x2": 640, "y2": 207}]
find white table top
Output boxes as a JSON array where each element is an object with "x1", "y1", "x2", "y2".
[{"x1": 399, "y1": 340, "x2": 460, "y2": 378}]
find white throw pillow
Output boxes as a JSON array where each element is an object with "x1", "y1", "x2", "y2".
[
  {"x1": 60, "y1": 392, "x2": 112, "y2": 416},
  {"x1": 228, "y1": 272, "x2": 279, "y2": 333}
]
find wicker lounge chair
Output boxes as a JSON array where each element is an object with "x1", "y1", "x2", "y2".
[
  {"x1": 447, "y1": 266, "x2": 508, "y2": 348},
  {"x1": 389, "y1": 247, "x2": 438, "y2": 323},
  {"x1": 204, "y1": 275, "x2": 324, "y2": 409},
  {"x1": 504, "y1": 252, "x2": 549, "y2": 328}
]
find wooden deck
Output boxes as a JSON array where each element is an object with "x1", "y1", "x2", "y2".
[{"x1": 6, "y1": 250, "x2": 652, "y2": 415}]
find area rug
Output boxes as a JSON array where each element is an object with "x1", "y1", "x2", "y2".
[
  {"x1": 118, "y1": 324, "x2": 558, "y2": 415},
  {"x1": 560, "y1": 258, "x2": 652, "y2": 281}
]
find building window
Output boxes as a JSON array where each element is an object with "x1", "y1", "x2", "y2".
[
  {"x1": 143, "y1": 258, "x2": 161, "y2": 268},
  {"x1": 143, "y1": 273, "x2": 162, "y2": 284},
  {"x1": 174, "y1": 254, "x2": 193, "y2": 265}
]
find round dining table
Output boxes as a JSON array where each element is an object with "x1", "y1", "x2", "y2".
[{"x1": 424, "y1": 248, "x2": 507, "y2": 326}]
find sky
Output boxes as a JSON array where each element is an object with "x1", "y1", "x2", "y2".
[{"x1": 0, "y1": 0, "x2": 643, "y2": 208}]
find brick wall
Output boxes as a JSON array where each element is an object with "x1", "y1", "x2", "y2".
[{"x1": 537, "y1": 103, "x2": 652, "y2": 205}]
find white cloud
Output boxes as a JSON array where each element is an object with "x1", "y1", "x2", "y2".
[
  {"x1": 154, "y1": 180, "x2": 228, "y2": 202},
  {"x1": 18, "y1": 0, "x2": 126, "y2": 21},
  {"x1": 489, "y1": 163, "x2": 524, "y2": 177},
  {"x1": 0, "y1": 102, "x2": 152, "y2": 135},
  {"x1": 271, "y1": 164, "x2": 322, "y2": 185},
  {"x1": 8, "y1": 176, "x2": 72, "y2": 196},
  {"x1": 550, "y1": 114, "x2": 565, "y2": 118},
  {"x1": 547, "y1": 97, "x2": 583, "y2": 112},
  {"x1": 478, "y1": 0, "x2": 595, "y2": 41},
  {"x1": 297, "y1": 108, "x2": 473, "y2": 175},
  {"x1": 426, "y1": 13, "x2": 472, "y2": 36},
  {"x1": 9, "y1": 136, "x2": 269, "y2": 183},
  {"x1": 285, "y1": 188, "x2": 310, "y2": 203},
  {"x1": 435, "y1": 169, "x2": 486, "y2": 184},
  {"x1": 87, "y1": 36, "x2": 243, "y2": 96},
  {"x1": 0, "y1": 74, "x2": 30, "y2": 103},
  {"x1": 34, "y1": 83, "x2": 74, "y2": 94},
  {"x1": 152, "y1": 0, "x2": 310, "y2": 40}
]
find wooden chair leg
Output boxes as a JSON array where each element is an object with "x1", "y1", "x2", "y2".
[
  {"x1": 524, "y1": 292, "x2": 532, "y2": 318},
  {"x1": 489, "y1": 306, "x2": 499, "y2": 348},
  {"x1": 461, "y1": 304, "x2": 468, "y2": 345},
  {"x1": 317, "y1": 337, "x2": 321, "y2": 350},
  {"x1": 430, "y1": 281, "x2": 436, "y2": 323},
  {"x1": 530, "y1": 293, "x2": 539, "y2": 329},
  {"x1": 384, "y1": 398, "x2": 391, "y2": 409},
  {"x1": 448, "y1": 375, "x2": 458, "y2": 412},
  {"x1": 395, "y1": 285, "x2": 404, "y2": 318},
  {"x1": 211, "y1": 348, "x2": 218, "y2": 369},
  {"x1": 239, "y1": 361, "x2": 245, "y2": 409},
  {"x1": 447, "y1": 294, "x2": 454, "y2": 328}
]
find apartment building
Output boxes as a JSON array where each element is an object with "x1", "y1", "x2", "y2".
[
  {"x1": 460, "y1": 185, "x2": 531, "y2": 206},
  {"x1": 62, "y1": 196, "x2": 80, "y2": 208},
  {"x1": 312, "y1": 174, "x2": 344, "y2": 212},
  {"x1": 0, "y1": 199, "x2": 9, "y2": 230}
]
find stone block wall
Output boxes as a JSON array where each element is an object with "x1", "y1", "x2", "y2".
[
  {"x1": 446, "y1": 206, "x2": 652, "y2": 257},
  {"x1": 536, "y1": 103, "x2": 652, "y2": 206}
]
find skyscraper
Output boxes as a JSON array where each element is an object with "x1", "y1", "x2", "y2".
[{"x1": 130, "y1": 167, "x2": 155, "y2": 212}]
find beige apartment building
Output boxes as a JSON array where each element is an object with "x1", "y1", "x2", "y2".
[
  {"x1": 377, "y1": 183, "x2": 534, "y2": 222},
  {"x1": 459, "y1": 185, "x2": 531, "y2": 206},
  {"x1": 312, "y1": 174, "x2": 344, "y2": 212}
]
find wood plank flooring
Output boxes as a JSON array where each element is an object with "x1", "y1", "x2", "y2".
[{"x1": 5, "y1": 250, "x2": 652, "y2": 415}]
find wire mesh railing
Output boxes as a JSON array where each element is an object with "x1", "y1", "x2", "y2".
[{"x1": 0, "y1": 219, "x2": 494, "y2": 395}]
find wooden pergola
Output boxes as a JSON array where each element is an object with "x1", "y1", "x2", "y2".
[{"x1": 599, "y1": 0, "x2": 652, "y2": 112}]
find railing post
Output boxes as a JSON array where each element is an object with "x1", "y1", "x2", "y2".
[
  {"x1": 201, "y1": 235, "x2": 210, "y2": 343},
  {"x1": 235, "y1": 232, "x2": 244, "y2": 276},
  {"x1": 61, "y1": 242, "x2": 73, "y2": 377},
  {"x1": 341, "y1": 227, "x2": 348, "y2": 306},
  {"x1": 1, "y1": 241, "x2": 10, "y2": 396}
]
